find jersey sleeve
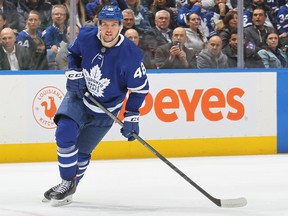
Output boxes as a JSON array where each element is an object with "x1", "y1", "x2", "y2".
[
  {"x1": 42, "y1": 27, "x2": 58, "y2": 49},
  {"x1": 124, "y1": 42, "x2": 149, "y2": 112},
  {"x1": 243, "y1": 9, "x2": 252, "y2": 28}
]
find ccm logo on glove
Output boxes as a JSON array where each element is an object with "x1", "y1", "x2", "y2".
[
  {"x1": 121, "y1": 111, "x2": 140, "y2": 141},
  {"x1": 65, "y1": 69, "x2": 86, "y2": 99},
  {"x1": 65, "y1": 70, "x2": 84, "y2": 80}
]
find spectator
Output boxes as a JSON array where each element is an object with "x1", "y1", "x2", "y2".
[
  {"x1": 0, "y1": 0, "x2": 22, "y2": 32},
  {"x1": 0, "y1": 27, "x2": 31, "y2": 70},
  {"x1": 85, "y1": 0, "x2": 128, "y2": 20},
  {"x1": 64, "y1": 0, "x2": 87, "y2": 27},
  {"x1": 222, "y1": 29, "x2": 265, "y2": 68},
  {"x1": 84, "y1": 4, "x2": 103, "y2": 26},
  {"x1": 276, "y1": 2, "x2": 288, "y2": 48},
  {"x1": 29, "y1": 36, "x2": 49, "y2": 69},
  {"x1": 55, "y1": 25, "x2": 80, "y2": 70},
  {"x1": 126, "y1": 0, "x2": 151, "y2": 31},
  {"x1": 125, "y1": 28, "x2": 140, "y2": 45},
  {"x1": 184, "y1": 12, "x2": 207, "y2": 56},
  {"x1": 243, "y1": 0, "x2": 278, "y2": 28},
  {"x1": 197, "y1": 35, "x2": 228, "y2": 68},
  {"x1": 244, "y1": 7, "x2": 276, "y2": 52},
  {"x1": 219, "y1": 10, "x2": 237, "y2": 48},
  {"x1": 141, "y1": 10, "x2": 172, "y2": 68},
  {"x1": 85, "y1": 0, "x2": 104, "y2": 20},
  {"x1": 148, "y1": 0, "x2": 178, "y2": 29},
  {"x1": 209, "y1": 0, "x2": 230, "y2": 17},
  {"x1": 201, "y1": 0, "x2": 215, "y2": 11},
  {"x1": 17, "y1": 0, "x2": 52, "y2": 31},
  {"x1": 121, "y1": 9, "x2": 145, "y2": 41},
  {"x1": 203, "y1": 0, "x2": 231, "y2": 38},
  {"x1": 145, "y1": 0, "x2": 176, "y2": 9},
  {"x1": 42, "y1": 4, "x2": 68, "y2": 64},
  {"x1": 227, "y1": 0, "x2": 237, "y2": 9},
  {"x1": 0, "y1": 11, "x2": 6, "y2": 36},
  {"x1": 154, "y1": 27, "x2": 197, "y2": 68},
  {"x1": 16, "y1": 10, "x2": 43, "y2": 52},
  {"x1": 177, "y1": 0, "x2": 202, "y2": 27},
  {"x1": 258, "y1": 31, "x2": 288, "y2": 68},
  {"x1": 121, "y1": 9, "x2": 135, "y2": 33},
  {"x1": 177, "y1": 0, "x2": 209, "y2": 37}
]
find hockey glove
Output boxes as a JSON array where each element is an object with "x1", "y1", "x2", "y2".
[
  {"x1": 121, "y1": 111, "x2": 140, "y2": 141},
  {"x1": 65, "y1": 69, "x2": 86, "y2": 99}
]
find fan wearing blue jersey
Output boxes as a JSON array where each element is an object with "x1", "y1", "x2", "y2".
[
  {"x1": 276, "y1": 0, "x2": 288, "y2": 47},
  {"x1": 16, "y1": 10, "x2": 42, "y2": 51},
  {"x1": 43, "y1": 4, "x2": 149, "y2": 207}
]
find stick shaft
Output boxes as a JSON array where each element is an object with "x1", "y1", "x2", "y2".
[{"x1": 84, "y1": 92, "x2": 246, "y2": 208}]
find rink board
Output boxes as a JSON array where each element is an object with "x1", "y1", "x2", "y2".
[{"x1": 0, "y1": 69, "x2": 286, "y2": 163}]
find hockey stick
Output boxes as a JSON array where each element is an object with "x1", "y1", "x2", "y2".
[{"x1": 84, "y1": 92, "x2": 247, "y2": 208}]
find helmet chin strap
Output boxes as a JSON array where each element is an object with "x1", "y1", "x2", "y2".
[{"x1": 97, "y1": 25, "x2": 123, "y2": 48}]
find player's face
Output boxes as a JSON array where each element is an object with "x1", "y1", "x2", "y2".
[{"x1": 100, "y1": 20, "x2": 121, "y2": 43}]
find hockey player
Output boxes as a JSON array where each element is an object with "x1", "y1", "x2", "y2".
[{"x1": 43, "y1": 4, "x2": 149, "y2": 207}]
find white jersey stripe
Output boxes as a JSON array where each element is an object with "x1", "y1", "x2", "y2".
[{"x1": 58, "y1": 161, "x2": 78, "y2": 168}]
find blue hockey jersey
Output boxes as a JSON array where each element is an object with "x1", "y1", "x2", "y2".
[
  {"x1": 68, "y1": 26, "x2": 149, "y2": 115},
  {"x1": 277, "y1": 3, "x2": 288, "y2": 34},
  {"x1": 42, "y1": 24, "x2": 67, "y2": 49},
  {"x1": 16, "y1": 30, "x2": 42, "y2": 48}
]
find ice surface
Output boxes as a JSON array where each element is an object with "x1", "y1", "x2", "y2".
[{"x1": 0, "y1": 154, "x2": 287, "y2": 216}]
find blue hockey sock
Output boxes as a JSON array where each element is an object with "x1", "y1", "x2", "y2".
[{"x1": 55, "y1": 116, "x2": 79, "y2": 181}]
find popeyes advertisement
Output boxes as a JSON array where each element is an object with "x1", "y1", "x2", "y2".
[
  {"x1": 113, "y1": 72, "x2": 276, "y2": 140},
  {"x1": 0, "y1": 71, "x2": 276, "y2": 143}
]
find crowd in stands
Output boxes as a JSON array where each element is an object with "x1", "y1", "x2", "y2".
[{"x1": 0, "y1": 0, "x2": 288, "y2": 70}]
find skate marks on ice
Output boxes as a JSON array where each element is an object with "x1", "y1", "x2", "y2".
[
  {"x1": 0, "y1": 155, "x2": 288, "y2": 216},
  {"x1": 0, "y1": 208, "x2": 46, "y2": 216}
]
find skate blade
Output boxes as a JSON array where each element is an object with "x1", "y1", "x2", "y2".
[
  {"x1": 42, "y1": 197, "x2": 51, "y2": 203},
  {"x1": 51, "y1": 195, "x2": 73, "y2": 207}
]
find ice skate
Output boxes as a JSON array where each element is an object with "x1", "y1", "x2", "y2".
[
  {"x1": 42, "y1": 184, "x2": 61, "y2": 203},
  {"x1": 47, "y1": 178, "x2": 77, "y2": 207}
]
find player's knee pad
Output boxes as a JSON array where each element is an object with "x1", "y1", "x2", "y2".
[{"x1": 55, "y1": 115, "x2": 79, "y2": 149}]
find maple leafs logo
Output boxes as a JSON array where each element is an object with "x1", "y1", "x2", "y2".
[{"x1": 83, "y1": 65, "x2": 110, "y2": 97}]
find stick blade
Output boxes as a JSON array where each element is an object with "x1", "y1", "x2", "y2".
[{"x1": 220, "y1": 197, "x2": 247, "y2": 208}]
